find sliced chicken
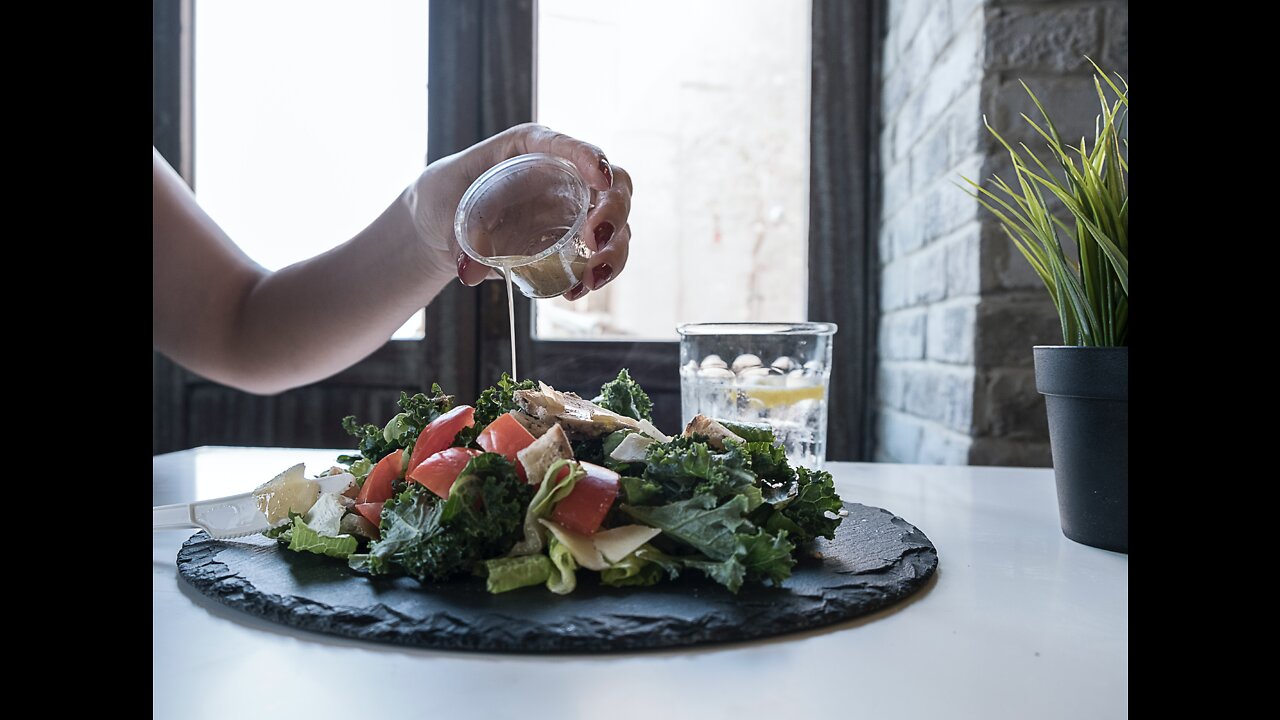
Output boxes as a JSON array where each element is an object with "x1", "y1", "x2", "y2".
[
  {"x1": 682, "y1": 414, "x2": 745, "y2": 450},
  {"x1": 514, "y1": 381, "x2": 642, "y2": 439}
]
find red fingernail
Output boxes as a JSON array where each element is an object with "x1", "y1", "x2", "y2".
[
  {"x1": 591, "y1": 263, "x2": 614, "y2": 290},
  {"x1": 565, "y1": 282, "x2": 587, "y2": 301},
  {"x1": 594, "y1": 221, "x2": 615, "y2": 250},
  {"x1": 457, "y1": 252, "x2": 471, "y2": 284},
  {"x1": 598, "y1": 157, "x2": 613, "y2": 187}
]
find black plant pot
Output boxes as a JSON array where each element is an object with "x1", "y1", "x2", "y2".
[{"x1": 1033, "y1": 346, "x2": 1128, "y2": 553}]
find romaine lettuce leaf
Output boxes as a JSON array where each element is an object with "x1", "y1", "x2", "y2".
[
  {"x1": 508, "y1": 459, "x2": 583, "y2": 556},
  {"x1": 286, "y1": 515, "x2": 358, "y2": 559},
  {"x1": 485, "y1": 554, "x2": 553, "y2": 594},
  {"x1": 546, "y1": 536, "x2": 577, "y2": 595}
]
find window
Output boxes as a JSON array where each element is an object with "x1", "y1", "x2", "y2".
[
  {"x1": 194, "y1": 0, "x2": 430, "y2": 339},
  {"x1": 535, "y1": 0, "x2": 811, "y2": 340}
]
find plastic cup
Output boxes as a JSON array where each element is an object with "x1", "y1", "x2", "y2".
[
  {"x1": 454, "y1": 153, "x2": 592, "y2": 298},
  {"x1": 677, "y1": 322, "x2": 837, "y2": 468}
]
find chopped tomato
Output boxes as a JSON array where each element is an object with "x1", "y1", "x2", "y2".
[
  {"x1": 407, "y1": 405, "x2": 476, "y2": 474},
  {"x1": 408, "y1": 447, "x2": 483, "y2": 498},
  {"x1": 354, "y1": 501, "x2": 384, "y2": 527},
  {"x1": 356, "y1": 449, "x2": 403, "y2": 504},
  {"x1": 476, "y1": 412, "x2": 537, "y2": 481},
  {"x1": 549, "y1": 461, "x2": 620, "y2": 536}
]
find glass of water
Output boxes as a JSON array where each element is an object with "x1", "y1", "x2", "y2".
[{"x1": 677, "y1": 322, "x2": 837, "y2": 469}]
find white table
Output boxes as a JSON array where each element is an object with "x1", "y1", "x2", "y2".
[{"x1": 154, "y1": 447, "x2": 1127, "y2": 720}]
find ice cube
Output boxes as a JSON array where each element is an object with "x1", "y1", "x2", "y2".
[
  {"x1": 803, "y1": 359, "x2": 824, "y2": 373},
  {"x1": 732, "y1": 353, "x2": 763, "y2": 373},
  {"x1": 698, "y1": 366, "x2": 735, "y2": 380},
  {"x1": 771, "y1": 356, "x2": 798, "y2": 372},
  {"x1": 701, "y1": 354, "x2": 728, "y2": 370},
  {"x1": 786, "y1": 369, "x2": 814, "y2": 388},
  {"x1": 682, "y1": 360, "x2": 700, "y2": 374},
  {"x1": 738, "y1": 366, "x2": 785, "y2": 386}
]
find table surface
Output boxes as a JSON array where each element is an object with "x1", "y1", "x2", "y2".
[{"x1": 154, "y1": 447, "x2": 1128, "y2": 720}]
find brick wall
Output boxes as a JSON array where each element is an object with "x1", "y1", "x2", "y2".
[{"x1": 875, "y1": 0, "x2": 1128, "y2": 465}]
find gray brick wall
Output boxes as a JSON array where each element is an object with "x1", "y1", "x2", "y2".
[{"x1": 875, "y1": 0, "x2": 1128, "y2": 466}]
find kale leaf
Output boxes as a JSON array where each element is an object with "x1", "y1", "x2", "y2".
[
  {"x1": 349, "y1": 453, "x2": 534, "y2": 582},
  {"x1": 340, "y1": 385, "x2": 454, "y2": 463},
  {"x1": 455, "y1": 373, "x2": 535, "y2": 447},
  {"x1": 593, "y1": 368, "x2": 653, "y2": 421}
]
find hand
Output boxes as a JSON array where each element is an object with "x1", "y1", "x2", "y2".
[{"x1": 405, "y1": 123, "x2": 633, "y2": 301}]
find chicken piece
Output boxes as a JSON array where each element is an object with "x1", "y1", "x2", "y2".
[
  {"x1": 682, "y1": 414, "x2": 745, "y2": 451},
  {"x1": 514, "y1": 381, "x2": 641, "y2": 439},
  {"x1": 509, "y1": 408, "x2": 557, "y2": 438},
  {"x1": 517, "y1": 423, "x2": 575, "y2": 485}
]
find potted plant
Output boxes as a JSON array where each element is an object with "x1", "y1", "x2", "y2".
[{"x1": 964, "y1": 60, "x2": 1128, "y2": 553}]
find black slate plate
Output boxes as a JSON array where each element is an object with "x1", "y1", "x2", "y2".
[{"x1": 176, "y1": 501, "x2": 937, "y2": 653}]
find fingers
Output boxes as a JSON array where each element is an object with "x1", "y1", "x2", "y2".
[
  {"x1": 569, "y1": 222, "x2": 628, "y2": 298},
  {"x1": 584, "y1": 165, "x2": 632, "y2": 253},
  {"x1": 506, "y1": 123, "x2": 614, "y2": 191},
  {"x1": 456, "y1": 252, "x2": 498, "y2": 286}
]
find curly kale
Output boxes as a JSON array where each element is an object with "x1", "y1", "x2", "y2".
[
  {"x1": 594, "y1": 368, "x2": 653, "y2": 421},
  {"x1": 340, "y1": 385, "x2": 454, "y2": 464},
  {"x1": 636, "y1": 436, "x2": 756, "y2": 506},
  {"x1": 454, "y1": 373, "x2": 536, "y2": 447},
  {"x1": 349, "y1": 453, "x2": 534, "y2": 582}
]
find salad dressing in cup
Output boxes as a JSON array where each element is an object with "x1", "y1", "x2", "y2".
[{"x1": 455, "y1": 153, "x2": 595, "y2": 381}]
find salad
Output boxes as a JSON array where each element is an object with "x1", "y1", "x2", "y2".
[{"x1": 252, "y1": 370, "x2": 846, "y2": 595}]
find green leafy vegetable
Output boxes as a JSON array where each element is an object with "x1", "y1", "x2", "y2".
[
  {"x1": 594, "y1": 368, "x2": 653, "y2": 421},
  {"x1": 600, "y1": 551, "x2": 665, "y2": 587},
  {"x1": 340, "y1": 385, "x2": 454, "y2": 463},
  {"x1": 622, "y1": 494, "x2": 749, "y2": 562},
  {"x1": 349, "y1": 453, "x2": 533, "y2": 582},
  {"x1": 778, "y1": 467, "x2": 843, "y2": 542},
  {"x1": 546, "y1": 536, "x2": 577, "y2": 595},
  {"x1": 571, "y1": 437, "x2": 605, "y2": 465},
  {"x1": 738, "y1": 529, "x2": 795, "y2": 584},
  {"x1": 620, "y1": 476, "x2": 663, "y2": 506},
  {"x1": 717, "y1": 419, "x2": 776, "y2": 444},
  {"x1": 455, "y1": 373, "x2": 536, "y2": 446},
  {"x1": 285, "y1": 514, "x2": 358, "y2": 559},
  {"x1": 508, "y1": 459, "x2": 583, "y2": 556},
  {"x1": 485, "y1": 554, "x2": 553, "y2": 594},
  {"x1": 639, "y1": 437, "x2": 756, "y2": 506}
]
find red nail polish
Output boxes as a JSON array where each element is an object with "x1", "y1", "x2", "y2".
[
  {"x1": 591, "y1": 263, "x2": 614, "y2": 290},
  {"x1": 598, "y1": 157, "x2": 613, "y2": 187},
  {"x1": 594, "y1": 222, "x2": 615, "y2": 250},
  {"x1": 565, "y1": 282, "x2": 587, "y2": 301},
  {"x1": 457, "y1": 253, "x2": 471, "y2": 284}
]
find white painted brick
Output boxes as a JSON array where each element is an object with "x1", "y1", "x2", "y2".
[
  {"x1": 927, "y1": 298, "x2": 977, "y2": 364},
  {"x1": 880, "y1": 308, "x2": 927, "y2": 360}
]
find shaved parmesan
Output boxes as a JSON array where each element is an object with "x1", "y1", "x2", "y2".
[
  {"x1": 539, "y1": 519, "x2": 608, "y2": 571},
  {"x1": 592, "y1": 525, "x2": 662, "y2": 564},
  {"x1": 636, "y1": 419, "x2": 670, "y2": 442},
  {"x1": 608, "y1": 433, "x2": 655, "y2": 462}
]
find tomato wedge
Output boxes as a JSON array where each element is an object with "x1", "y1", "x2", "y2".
[
  {"x1": 407, "y1": 405, "x2": 476, "y2": 474},
  {"x1": 356, "y1": 449, "x2": 403, "y2": 504},
  {"x1": 549, "y1": 461, "x2": 620, "y2": 536},
  {"x1": 354, "y1": 501, "x2": 385, "y2": 527},
  {"x1": 476, "y1": 412, "x2": 537, "y2": 481},
  {"x1": 408, "y1": 447, "x2": 483, "y2": 498}
]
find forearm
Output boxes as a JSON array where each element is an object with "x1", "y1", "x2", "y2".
[
  {"x1": 154, "y1": 146, "x2": 456, "y2": 395},
  {"x1": 224, "y1": 187, "x2": 452, "y2": 393}
]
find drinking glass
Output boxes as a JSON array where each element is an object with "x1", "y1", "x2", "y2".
[{"x1": 677, "y1": 322, "x2": 837, "y2": 468}]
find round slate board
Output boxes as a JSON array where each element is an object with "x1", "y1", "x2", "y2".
[{"x1": 176, "y1": 501, "x2": 937, "y2": 653}]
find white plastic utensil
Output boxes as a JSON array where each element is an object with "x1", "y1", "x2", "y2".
[{"x1": 152, "y1": 472, "x2": 355, "y2": 540}]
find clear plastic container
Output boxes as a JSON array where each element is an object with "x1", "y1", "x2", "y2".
[
  {"x1": 677, "y1": 322, "x2": 837, "y2": 468},
  {"x1": 454, "y1": 153, "x2": 593, "y2": 298}
]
